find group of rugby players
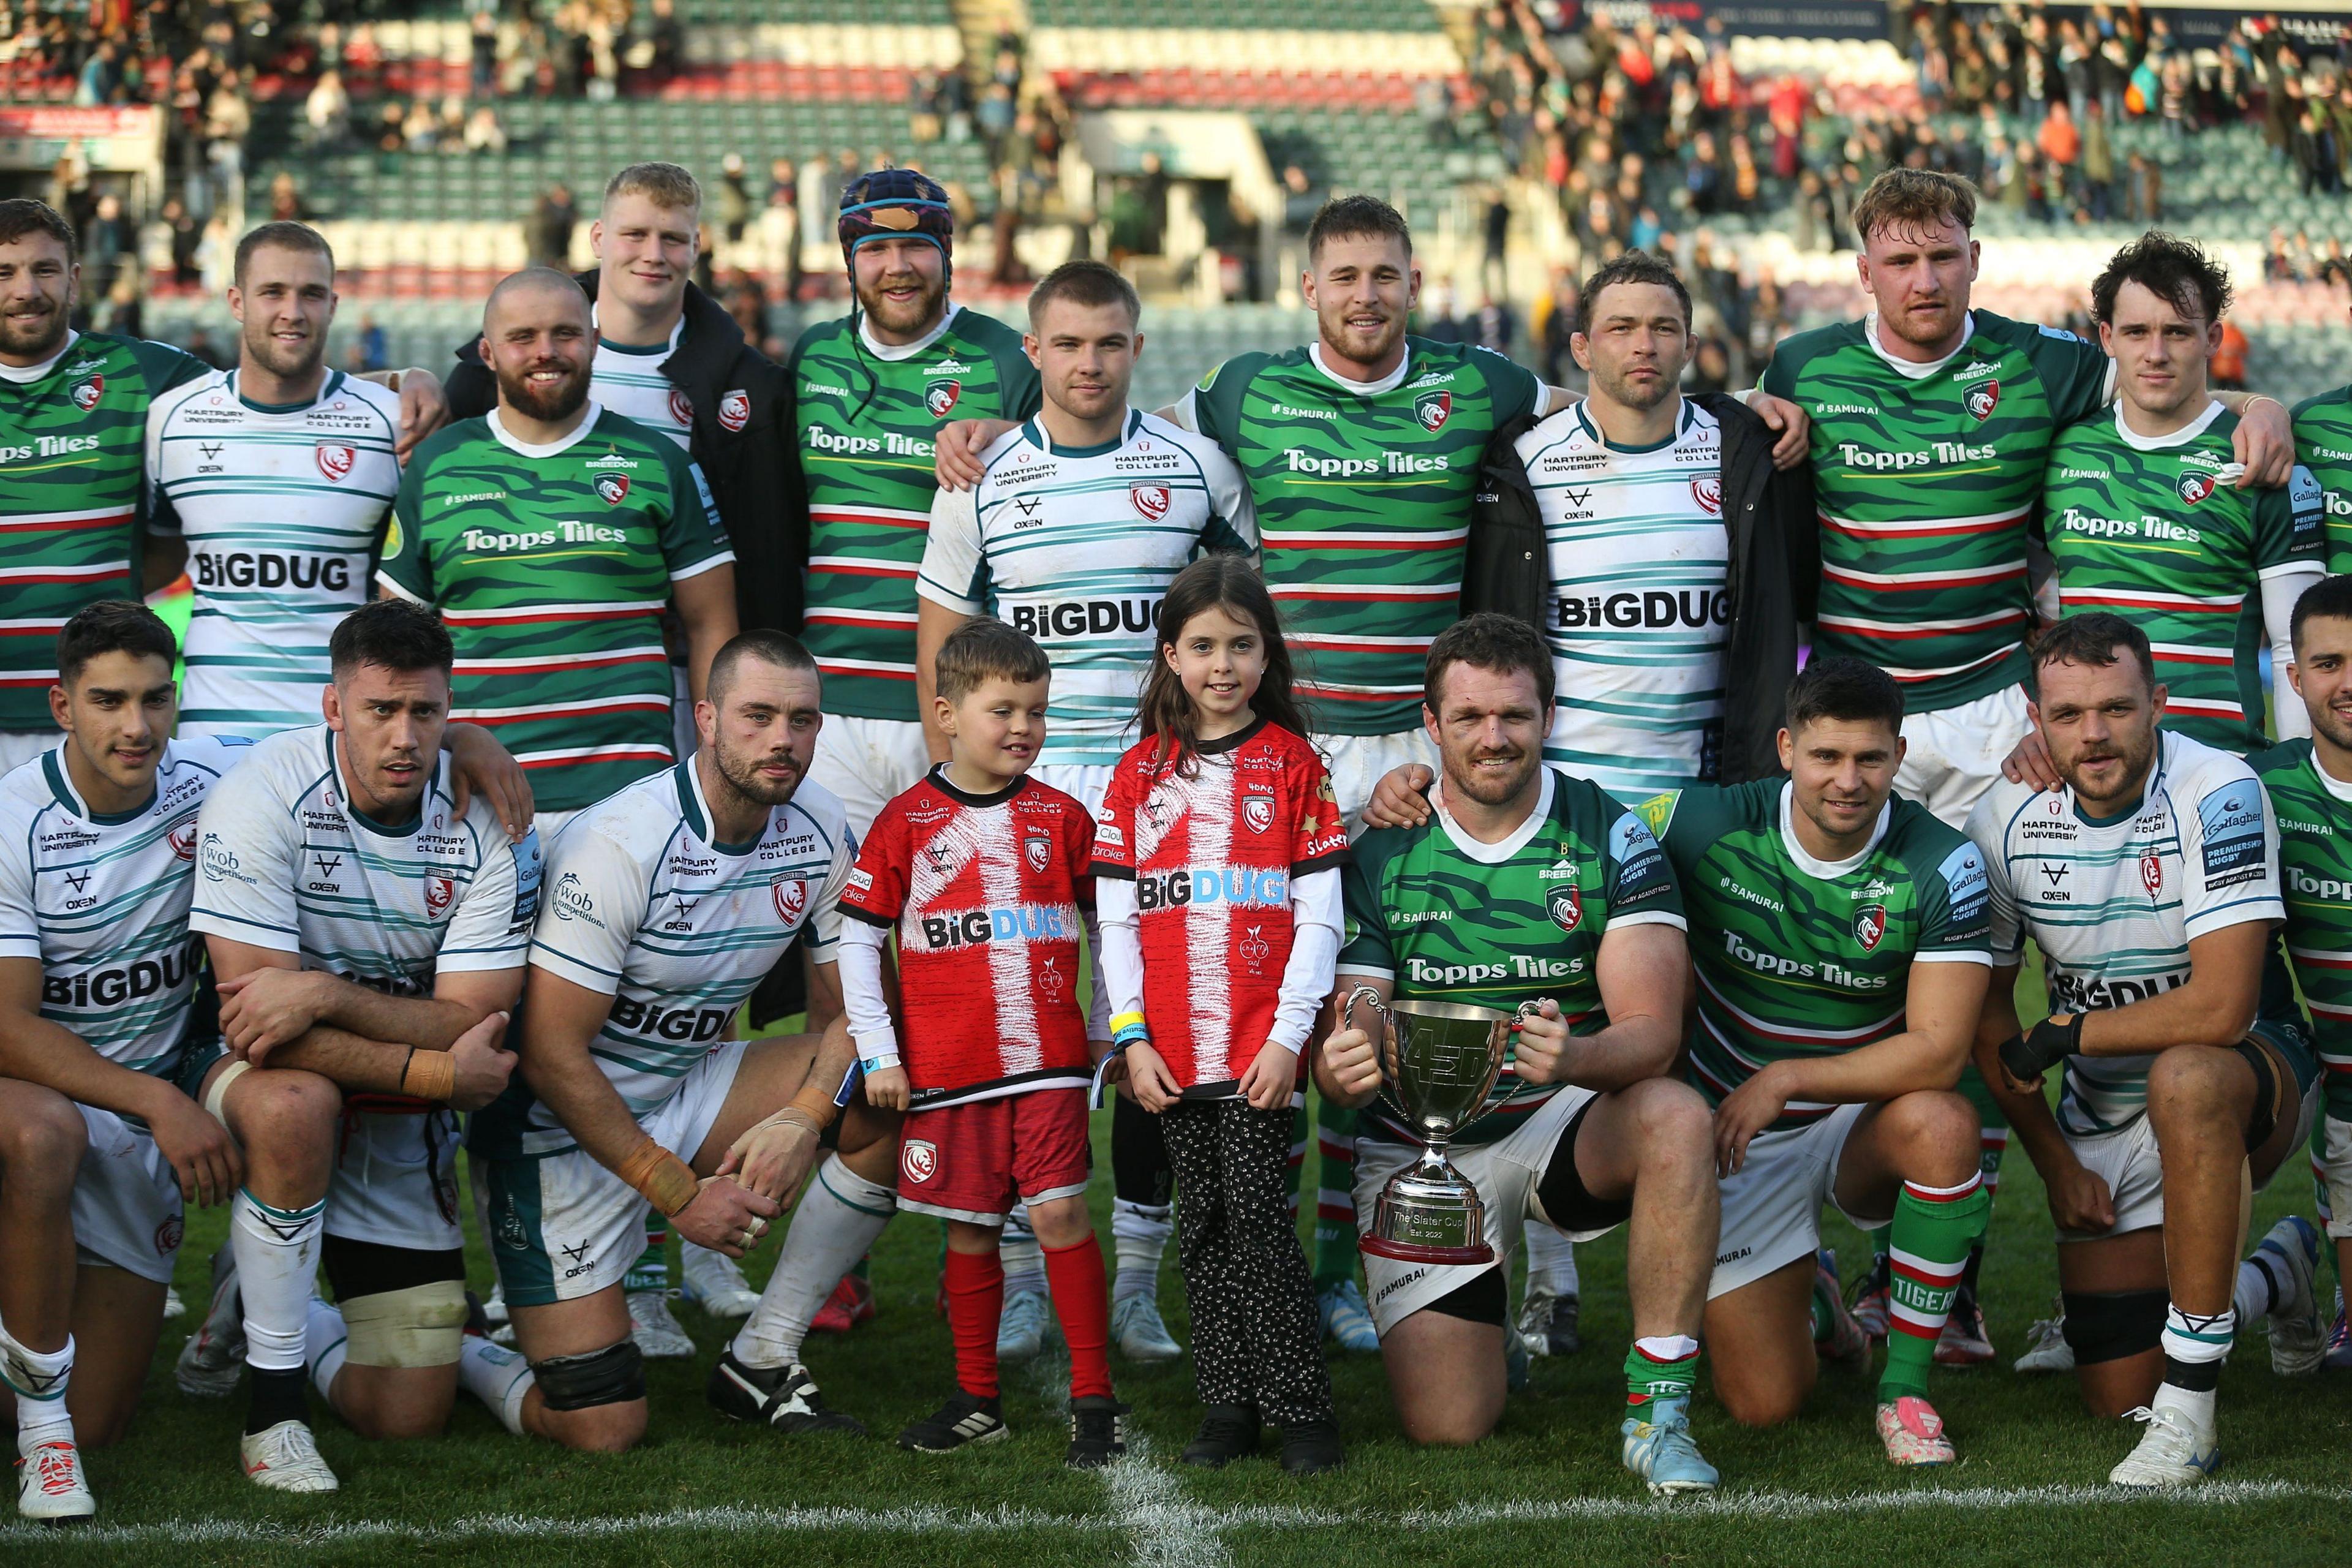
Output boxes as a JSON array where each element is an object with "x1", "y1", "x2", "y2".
[{"x1": 0, "y1": 149, "x2": 2347, "y2": 1519}]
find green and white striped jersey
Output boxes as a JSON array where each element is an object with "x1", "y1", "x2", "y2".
[
  {"x1": 1522, "y1": 396, "x2": 1728, "y2": 796},
  {"x1": 1336, "y1": 766, "x2": 1684, "y2": 1146},
  {"x1": 0, "y1": 331, "x2": 209, "y2": 732},
  {"x1": 146, "y1": 370, "x2": 402, "y2": 739},
  {"x1": 917, "y1": 407, "x2": 1256, "y2": 767},
  {"x1": 2043, "y1": 400, "x2": 2324, "y2": 753},
  {"x1": 378, "y1": 405, "x2": 733, "y2": 812},
  {"x1": 2249, "y1": 739, "x2": 2352, "y2": 1119},
  {"x1": 480, "y1": 761, "x2": 854, "y2": 1158},
  {"x1": 1635, "y1": 780, "x2": 1990, "y2": 1133},
  {"x1": 1176, "y1": 339, "x2": 1542, "y2": 737},
  {"x1": 1760, "y1": 311, "x2": 2113, "y2": 711},
  {"x1": 0, "y1": 736, "x2": 249, "y2": 1082},
  {"x1": 590, "y1": 312, "x2": 694, "y2": 450},
  {"x1": 2289, "y1": 383, "x2": 2352, "y2": 573},
  {"x1": 794, "y1": 305, "x2": 1041, "y2": 721},
  {"x1": 1966, "y1": 731, "x2": 2283, "y2": 1135}
]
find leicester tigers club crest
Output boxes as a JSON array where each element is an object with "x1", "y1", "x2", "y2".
[
  {"x1": 1025, "y1": 828, "x2": 1051, "y2": 872},
  {"x1": 902, "y1": 1139, "x2": 938, "y2": 1184},
  {"x1": 70, "y1": 374, "x2": 103, "y2": 411},
  {"x1": 315, "y1": 442, "x2": 356, "y2": 482},
  {"x1": 2177, "y1": 471, "x2": 2217, "y2": 505},
  {"x1": 1547, "y1": 883, "x2": 1583, "y2": 932},
  {"x1": 1131, "y1": 483, "x2": 1172, "y2": 521},
  {"x1": 1965, "y1": 379, "x2": 2001, "y2": 421},
  {"x1": 1691, "y1": 475, "x2": 1722, "y2": 516},
  {"x1": 718, "y1": 388, "x2": 750, "y2": 432},
  {"x1": 774, "y1": 875, "x2": 810, "y2": 924},
  {"x1": 925, "y1": 379, "x2": 962, "y2": 417},
  {"x1": 594, "y1": 473, "x2": 630, "y2": 506},
  {"x1": 1242, "y1": 793, "x2": 1275, "y2": 834},
  {"x1": 1415, "y1": 391, "x2": 1452, "y2": 432},
  {"x1": 424, "y1": 875, "x2": 455, "y2": 919},
  {"x1": 1854, "y1": 903, "x2": 1886, "y2": 952},
  {"x1": 2141, "y1": 853, "x2": 2163, "y2": 897},
  {"x1": 668, "y1": 389, "x2": 695, "y2": 428}
]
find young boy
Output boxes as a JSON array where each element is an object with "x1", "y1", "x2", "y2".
[{"x1": 837, "y1": 617, "x2": 1124, "y2": 1466}]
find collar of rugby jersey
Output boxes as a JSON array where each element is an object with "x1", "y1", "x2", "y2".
[
  {"x1": 325, "y1": 726, "x2": 443, "y2": 839},
  {"x1": 0, "y1": 330, "x2": 77, "y2": 385},
  {"x1": 486, "y1": 401, "x2": 604, "y2": 458},
  {"x1": 1863, "y1": 310, "x2": 1978, "y2": 380},
  {"x1": 2113, "y1": 395, "x2": 2227, "y2": 451},
  {"x1": 1776, "y1": 779, "x2": 1892, "y2": 880},
  {"x1": 1021, "y1": 405, "x2": 1141, "y2": 459},
  {"x1": 673, "y1": 756, "x2": 766, "y2": 856},
  {"x1": 858, "y1": 300, "x2": 961, "y2": 361},
  {"x1": 1308, "y1": 339, "x2": 1412, "y2": 397},
  {"x1": 925, "y1": 761, "x2": 1028, "y2": 808},
  {"x1": 592, "y1": 302, "x2": 687, "y2": 358},
  {"x1": 229, "y1": 368, "x2": 346, "y2": 414},
  {"x1": 2309, "y1": 744, "x2": 2352, "y2": 805},
  {"x1": 42, "y1": 743, "x2": 156, "y2": 825},
  {"x1": 1431, "y1": 763, "x2": 1556, "y2": 865}
]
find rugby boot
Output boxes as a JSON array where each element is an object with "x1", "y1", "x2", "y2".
[
  {"x1": 1621, "y1": 1395, "x2": 1719, "y2": 1495},
  {"x1": 1934, "y1": 1281, "x2": 1996, "y2": 1366},
  {"x1": 175, "y1": 1243, "x2": 245, "y2": 1398},
  {"x1": 1812, "y1": 1251, "x2": 1871, "y2": 1371},
  {"x1": 1505, "y1": 1327, "x2": 1531, "y2": 1392},
  {"x1": 627, "y1": 1288, "x2": 695, "y2": 1359},
  {"x1": 681, "y1": 1244, "x2": 762, "y2": 1322},
  {"x1": 2109, "y1": 1403, "x2": 2220, "y2": 1488},
  {"x1": 1180, "y1": 1404, "x2": 1260, "y2": 1468},
  {"x1": 2251, "y1": 1216, "x2": 2326, "y2": 1376},
  {"x1": 1542, "y1": 1292, "x2": 1583, "y2": 1355},
  {"x1": 1065, "y1": 1395, "x2": 1129, "y2": 1469},
  {"x1": 899, "y1": 1390, "x2": 1008, "y2": 1453},
  {"x1": 1110, "y1": 1292, "x2": 1181, "y2": 1362},
  {"x1": 1278, "y1": 1417, "x2": 1344, "y2": 1475},
  {"x1": 1847, "y1": 1253, "x2": 1891, "y2": 1341},
  {"x1": 239, "y1": 1420, "x2": 339, "y2": 1493},
  {"x1": 2014, "y1": 1297, "x2": 2075, "y2": 1373},
  {"x1": 1319, "y1": 1279, "x2": 1379, "y2": 1354},
  {"x1": 2324, "y1": 1292, "x2": 2351, "y2": 1371},
  {"x1": 1875, "y1": 1395, "x2": 1956, "y2": 1466},
  {"x1": 998, "y1": 1288, "x2": 1054, "y2": 1362},
  {"x1": 162, "y1": 1287, "x2": 184, "y2": 1321},
  {"x1": 809, "y1": 1271, "x2": 876, "y2": 1334},
  {"x1": 15, "y1": 1441, "x2": 95, "y2": 1522},
  {"x1": 707, "y1": 1350, "x2": 865, "y2": 1436}
]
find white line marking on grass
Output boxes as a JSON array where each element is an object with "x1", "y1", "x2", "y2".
[{"x1": 10, "y1": 1480, "x2": 2345, "y2": 1550}]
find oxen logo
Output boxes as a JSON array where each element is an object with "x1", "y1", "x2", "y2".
[
  {"x1": 774, "y1": 875, "x2": 809, "y2": 924},
  {"x1": 595, "y1": 473, "x2": 630, "y2": 506},
  {"x1": 1547, "y1": 883, "x2": 1583, "y2": 932},
  {"x1": 718, "y1": 388, "x2": 750, "y2": 432},
  {"x1": 1415, "y1": 391, "x2": 1452, "y2": 431},
  {"x1": 925, "y1": 379, "x2": 962, "y2": 417},
  {"x1": 1965, "y1": 380, "x2": 2000, "y2": 421},
  {"x1": 902, "y1": 1139, "x2": 938, "y2": 1183},
  {"x1": 1131, "y1": 483, "x2": 1172, "y2": 521},
  {"x1": 1855, "y1": 904, "x2": 1886, "y2": 952},
  {"x1": 315, "y1": 443, "x2": 356, "y2": 482}
]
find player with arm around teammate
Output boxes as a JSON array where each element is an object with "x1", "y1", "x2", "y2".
[
  {"x1": 1316, "y1": 616, "x2": 1721, "y2": 1491},
  {"x1": 1967, "y1": 613, "x2": 2321, "y2": 1487}
]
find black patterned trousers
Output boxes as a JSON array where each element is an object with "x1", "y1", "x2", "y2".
[{"x1": 1161, "y1": 1098, "x2": 1335, "y2": 1427}]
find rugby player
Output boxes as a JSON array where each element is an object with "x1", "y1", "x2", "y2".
[
  {"x1": 189, "y1": 599, "x2": 538, "y2": 1490},
  {"x1": 1316, "y1": 616, "x2": 1721, "y2": 1491},
  {"x1": 469, "y1": 631, "x2": 897, "y2": 1452},
  {"x1": 0, "y1": 199, "x2": 447, "y2": 772},
  {"x1": 1968, "y1": 613, "x2": 2322, "y2": 1486},
  {"x1": 914, "y1": 258, "x2": 1253, "y2": 1361},
  {"x1": 2290, "y1": 313, "x2": 2352, "y2": 576}
]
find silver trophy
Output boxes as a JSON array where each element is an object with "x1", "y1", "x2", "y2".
[{"x1": 1344, "y1": 987, "x2": 1539, "y2": 1264}]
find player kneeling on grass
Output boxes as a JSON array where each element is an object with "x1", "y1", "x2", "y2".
[
  {"x1": 1335, "y1": 615, "x2": 1719, "y2": 1492},
  {"x1": 1968, "y1": 613, "x2": 2322, "y2": 1487},
  {"x1": 842, "y1": 617, "x2": 1125, "y2": 1465},
  {"x1": 467, "y1": 631, "x2": 897, "y2": 1451}
]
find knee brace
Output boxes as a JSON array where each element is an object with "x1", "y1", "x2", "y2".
[
  {"x1": 531, "y1": 1340, "x2": 646, "y2": 1411},
  {"x1": 341, "y1": 1280, "x2": 469, "y2": 1368},
  {"x1": 2060, "y1": 1288, "x2": 2168, "y2": 1365},
  {"x1": 2232, "y1": 1037, "x2": 2289, "y2": 1154}
]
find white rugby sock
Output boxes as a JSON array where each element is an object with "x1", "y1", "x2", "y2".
[
  {"x1": 234, "y1": 1190, "x2": 325, "y2": 1373},
  {"x1": 1110, "y1": 1199, "x2": 1172, "y2": 1305},
  {"x1": 1523, "y1": 1223, "x2": 1580, "y2": 1298},
  {"x1": 2155, "y1": 1303, "x2": 2234, "y2": 1430},
  {"x1": 731, "y1": 1155, "x2": 895, "y2": 1370},
  {"x1": 1000, "y1": 1202, "x2": 1047, "y2": 1300},
  {"x1": 458, "y1": 1335, "x2": 535, "y2": 1436},
  {"x1": 0, "y1": 1325, "x2": 74, "y2": 1457},
  {"x1": 305, "y1": 1297, "x2": 349, "y2": 1406}
]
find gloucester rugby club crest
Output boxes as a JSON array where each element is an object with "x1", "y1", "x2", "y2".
[
  {"x1": 718, "y1": 388, "x2": 750, "y2": 432},
  {"x1": 902, "y1": 1139, "x2": 938, "y2": 1183},
  {"x1": 2141, "y1": 853, "x2": 2163, "y2": 897},
  {"x1": 1130, "y1": 483, "x2": 1171, "y2": 520},
  {"x1": 1025, "y1": 828, "x2": 1051, "y2": 872},
  {"x1": 1242, "y1": 792, "x2": 1275, "y2": 834},
  {"x1": 424, "y1": 875, "x2": 455, "y2": 919},
  {"x1": 774, "y1": 875, "x2": 809, "y2": 924},
  {"x1": 315, "y1": 443, "x2": 356, "y2": 481},
  {"x1": 1691, "y1": 475, "x2": 1722, "y2": 516}
]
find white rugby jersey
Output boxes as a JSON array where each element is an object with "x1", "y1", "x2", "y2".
[
  {"x1": 590, "y1": 312, "x2": 693, "y2": 450},
  {"x1": 1521, "y1": 397, "x2": 1728, "y2": 797},
  {"x1": 489, "y1": 759, "x2": 854, "y2": 1156},
  {"x1": 1967, "y1": 730, "x2": 2283, "y2": 1134},
  {"x1": 918, "y1": 408, "x2": 1254, "y2": 767},
  {"x1": 147, "y1": 371, "x2": 403, "y2": 738},
  {"x1": 0, "y1": 736, "x2": 249, "y2": 1079}
]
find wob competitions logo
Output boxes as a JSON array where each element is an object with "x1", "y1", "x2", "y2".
[{"x1": 1415, "y1": 391, "x2": 1452, "y2": 432}]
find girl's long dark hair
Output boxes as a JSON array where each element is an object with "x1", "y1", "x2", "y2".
[{"x1": 1135, "y1": 556, "x2": 1310, "y2": 775}]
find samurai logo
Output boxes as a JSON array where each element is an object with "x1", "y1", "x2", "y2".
[
  {"x1": 1965, "y1": 380, "x2": 2000, "y2": 421},
  {"x1": 925, "y1": 379, "x2": 962, "y2": 417},
  {"x1": 1130, "y1": 483, "x2": 1172, "y2": 521},
  {"x1": 2177, "y1": 471, "x2": 2217, "y2": 505},
  {"x1": 1242, "y1": 793, "x2": 1275, "y2": 834},
  {"x1": 315, "y1": 443, "x2": 356, "y2": 481},
  {"x1": 774, "y1": 875, "x2": 810, "y2": 924},
  {"x1": 902, "y1": 1139, "x2": 938, "y2": 1184},
  {"x1": 1025, "y1": 829, "x2": 1051, "y2": 872},
  {"x1": 1415, "y1": 391, "x2": 1452, "y2": 432},
  {"x1": 1547, "y1": 883, "x2": 1583, "y2": 932},
  {"x1": 595, "y1": 473, "x2": 630, "y2": 506},
  {"x1": 1854, "y1": 903, "x2": 1886, "y2": 952}
]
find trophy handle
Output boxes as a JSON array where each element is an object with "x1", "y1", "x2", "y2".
[
  {"x1": 1341, "y1": 984, "x2": 1390, "y2": 1042},
  {"x1": 1513, "y1": 998, "x2": 1553, "y2": 1028}
]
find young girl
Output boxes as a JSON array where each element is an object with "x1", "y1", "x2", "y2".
[{"x1": 1089, "y1": 557, "x2": 1351, "y2": 1474}]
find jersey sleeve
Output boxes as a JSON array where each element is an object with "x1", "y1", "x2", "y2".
[
  {"x1": 1063, "y1": 796, "x2": 1097, "y2": 911},
  {"x1": 377, "y1": 465, "x2": 435, "y2": 605},
  {"x1": 1198, "y1": 438, "x2": 1258, "y2": 554},
  {"x1": 2179, "y1": 767, "x2": 2286, "y2": 938},
  {"x1": 1910, "y1": 834, "x2": 1994, "y2": 964},
  {"x1": 129, "y1": 337, "x2": 212, "y2": 394},
  {"x1": 1475, "y1": 345, "x2": 1544, "y2": 427},
  {"x1": 801, "y1": 818, "x2": 856, "y2": 961},
  {"x1": 1963, "y1": 793, "x2": 2027, "y2": 965},
  {"x1": 1758, "y1": 345, "x2": 1797, "y2": 402},
  {"x1": 1180, "y1": 354, "x2": 1259, "y2": 453},
  {"x1": 1088, "y1": 763, "x2": 1138, "y2": 878},
  {"x1": 997, "y1": 340, "x2": 1044, "y2": 421},
  {"x1": 1290, "y1": 749, "x2": 1351, "y2": 878},
  {"x1": 1601, "y1": 804, "x2": 1684, "y2": 930},
  {"x1": 437, "y1": 815, "x2": 538, "y2": 975},
  {"x1": 2026, "y1": 322, "x2": 2118, "y2": 426},
  {"x1": 527, "y1": 825, "x2": 648, "y2": 997},
  {"x1": 1333, "y1": 835, "x2": 1396, "y2": 981},
  {"x1": 915, "y1": 481, "x2": 988, "y2": 614},
  {"x1": 2258, "y1": 464, "x2": 2328, "y2": 573},
  {"x1": 660, "y1": 449, "x2": 734, "y2": 582},
  {"x1": 0, "y1": 821, "x2": 40, "y2": 963},
  {"x1": 840, "y1": 805, "x2": 910, "y2": 928},
  {"x1": 186, "y1": 769, "x2": 304, "y2": 954}
]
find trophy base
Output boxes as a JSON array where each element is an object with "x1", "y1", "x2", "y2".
[{"x1": 1359, "y1": 1234, "x2": 1496, "y2": 1265}]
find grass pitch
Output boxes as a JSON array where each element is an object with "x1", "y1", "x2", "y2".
[{"x1": 6, "y1": 984, "x2": 2349, "y2": 1567}]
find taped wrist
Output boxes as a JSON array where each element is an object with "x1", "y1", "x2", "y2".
[
  {"x1": 2003, "y1": 1013, "x2": 2083, "y2": 1081},
  {"x1": 788, "y1": 1084, "x2": 839, "y2": 1129},
  {"x1": 400, "y1": 1047, "x2": 456, "y2": 1102},
  {"x1": 530, "y1": 1340, "x2": 646, "y2": 1411},
  {"x1": 615, "y1": 1136, "x2": 699, "y2": 1216}
]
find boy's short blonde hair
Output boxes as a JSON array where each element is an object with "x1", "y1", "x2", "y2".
[
  {"x1": 604, "y1": 162, "x2": 702, "y2": 216},
  {"x1": 936, "y1": 617, "x2": 1049, "y2": 705}
]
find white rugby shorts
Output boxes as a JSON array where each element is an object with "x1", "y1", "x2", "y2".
[
  {"x1": 2060, "y1": 1080, "x2": 2320, "y2": 1243},
  {"x1": 1708, "y1": 1102, "x2": 1885, "y2": 1299},
  {"x1": 1893, "y1": 683, "x2": 2034, "y2": 832},
  {"x1": 2316, "y1": 1114, "x2": 2352, "y2": 1241},
  {"x1": 1316, "y1": 728, "x2": 1438, "y2": 839},
  {"x1": 328, "y1": 1110, "x2": 466, "y2": 1253},
  {"x1": 807, "y1": 714, "x2": 931, "y2": 841},
  {"x1": 70, "y1": 1102, "x2": 187, "y2": 1284}
]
